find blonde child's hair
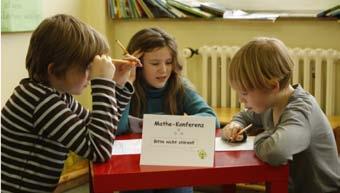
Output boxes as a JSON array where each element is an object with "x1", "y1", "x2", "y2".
[{"x1": 229, "y1": 37, "x2": 294, "y2": 91}]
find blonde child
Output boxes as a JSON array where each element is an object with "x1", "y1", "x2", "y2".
[
  {"x1": 1, "y1": 14, "x2": 140, "y2": 192},
  {"x1": 222, "y1": 37, "x2": 340, "y2": 193}
]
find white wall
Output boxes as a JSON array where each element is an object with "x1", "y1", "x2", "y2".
[{"x1": 1, "y1": 0, "x2": 85, "y2": 106}]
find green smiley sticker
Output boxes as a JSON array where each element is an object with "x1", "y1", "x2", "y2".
[{"x1": 197, "y1": 149, "x2": 207, "y2": 159}]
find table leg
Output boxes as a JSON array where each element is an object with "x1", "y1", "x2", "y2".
[
  {"x1": 222, "y1": 184, "x2": 236, "y2": 193},
  {"x1": 89, "y1": 164, "x2": 94, "y2": 193},
  {"x1": 266, "y1": 181, "x2": 288, "y2": 193}
]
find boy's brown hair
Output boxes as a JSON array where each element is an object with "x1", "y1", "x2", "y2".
[
  {"x1": 229, "y1": 37, "x2": 294, "y2": 91},
  {"x1": 126, "y1": 27, "x2": 184, "y2": 117},
  {"x1": 26, "y1": 14, "x2": 110, "y2": 83}
]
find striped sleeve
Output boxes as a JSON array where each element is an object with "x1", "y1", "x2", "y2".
[
  {"x1": 33, "y1": 78, "x2": 118, "y2": 162},
  {"x1": 115, "y1": 82, "x2": 134, "y2": 119},
  {"x1": 67, "y1": 94, "x2": 91, "y2": 124}
]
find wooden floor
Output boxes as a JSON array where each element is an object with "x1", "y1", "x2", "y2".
[{"x1": 62, "y1": 182, "x2": 89, "y2": 193}]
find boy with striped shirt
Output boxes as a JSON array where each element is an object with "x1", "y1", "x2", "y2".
[{"x1": 1, "y1": 14, "x2": 140, "y2": 193}]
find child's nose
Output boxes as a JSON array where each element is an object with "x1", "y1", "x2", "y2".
[{"x1": 158, "y1": 63, "x2": 166, "y2": 73}]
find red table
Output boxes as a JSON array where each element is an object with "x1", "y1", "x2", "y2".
[{"x1": 90, "y1": 130, "x2": 289, "y2": 193}]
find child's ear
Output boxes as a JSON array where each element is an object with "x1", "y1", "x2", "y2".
[
  {"x1": 47, "y1": 63, "x2": 55, "y2": 75},
  {"x1": 47, "y1": 63, "x2": 59, "y2": 82},
  {"x1": 271, "y1": 79, "x2": 280, "y2": 93}
]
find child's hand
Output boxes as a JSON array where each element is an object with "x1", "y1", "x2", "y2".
[
  {"x1": 222, "y1": 122, "x2": 245, "y2": 142},
  {"x1": 89, "y1": 55, "x2": 115, "y2": 80},
  {"x1": 113, "y1": 51, "x2": 142, "y2": 87},
  {"x1": 128, "y1": 50, "x2": 143, "y2": 84}
]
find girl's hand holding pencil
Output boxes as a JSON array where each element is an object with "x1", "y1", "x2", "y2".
[
  {"x1": 112, "y1": 53, "x2": 142, "y2": 86},
  {"x1": 112, "y1": 39, "x2": 143, "y2": 67},
  {"x1": 112, "y1": 40, "x2": 143, "y2": 87},
  {"x1": 222, "y1": 122, "x2": 252, "y2": 142}
]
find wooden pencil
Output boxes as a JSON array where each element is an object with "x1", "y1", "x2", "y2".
[
  {"x1": 237, "y1": 123, "x2": 253, "y2": 135},
  {"x1": 115, "y1": 39, "x2": 129, "y2": 55},
  {"x1": 111, "y1": 58, "x2": 132, "y2": 64}
]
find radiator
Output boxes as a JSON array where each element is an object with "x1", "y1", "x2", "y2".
[{"x1": 182, "y1": 46, "x2": 340, "y2": 116}]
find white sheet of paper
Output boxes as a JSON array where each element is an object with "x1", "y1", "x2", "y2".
[
  {"x1": 140, "y1": 114, "x2": 215, "y2": 167},
  {"x1": 111, "y1": 139, "x2": 141, "y2": 155},
  {"x1": 215, "y1": 136, "x2": 255, "y2": 151}
]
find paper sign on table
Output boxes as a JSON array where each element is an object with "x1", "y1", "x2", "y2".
[{"x1": 140, "y1": 114, "x2": 215, "y2": 167}]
